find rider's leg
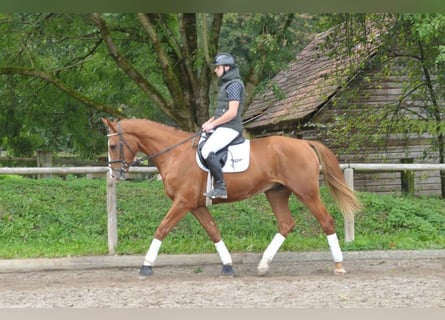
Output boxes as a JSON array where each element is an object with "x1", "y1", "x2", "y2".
[
  {"x1": 201, "y1": 127, "x2": 239, "y2": 199},
  {"x1": 203, "y1": 151, "x2": 227, "y2": 199}
]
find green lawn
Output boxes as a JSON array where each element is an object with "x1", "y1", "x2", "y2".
[{"x1": 0, "y1": 175, "x2": 443, "y2": 258}]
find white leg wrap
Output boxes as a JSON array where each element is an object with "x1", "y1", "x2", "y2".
[
  {"x1": 215, "y1": 240, "x2": 232, "y2": 265},
  {"x1": 262, "y1": 233, "x2": 286, "y2": 261},
  {"x1": 258, "y1": 233, "x2": 285, "y2": 275},
  {"x1": 143, "y1": 238, "x2": 162, "y2": 266},
  {"x1": 327, "y1": 233, "x2": 343, "y2": 262}
]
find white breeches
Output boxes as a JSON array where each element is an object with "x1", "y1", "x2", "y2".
[{"x1": 201, "y1": 127, "x2": 239, "y2": 159}]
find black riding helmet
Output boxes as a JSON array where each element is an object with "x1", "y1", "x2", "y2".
[{"x1": 213, "y1": 53, "x2": 235, "y2": 67}]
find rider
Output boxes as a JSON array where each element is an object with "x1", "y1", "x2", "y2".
[{"x1": 201, "y1": 53, "x2": 245, "y2": 199}]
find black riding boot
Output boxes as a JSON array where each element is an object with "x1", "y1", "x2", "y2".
[{"x1": 203, "y1": 152, "x2": 227, "y2": 199}]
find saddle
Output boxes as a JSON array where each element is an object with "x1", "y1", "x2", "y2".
[{"x1": 196, "y1": 133, "x2": 250, "y2": 173}]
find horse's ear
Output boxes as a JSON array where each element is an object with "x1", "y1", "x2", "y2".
[{"x1": 101, "y1": 118, "x2": 116, "y2": 132}]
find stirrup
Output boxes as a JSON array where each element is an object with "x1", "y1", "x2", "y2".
[{"x1": 203, "y1": 188, "x2": 227, "y2": 199}]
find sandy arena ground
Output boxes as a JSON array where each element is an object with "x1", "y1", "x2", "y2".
[{"x1": 0, "y1": 250, "x2": 443, "y2": 308}]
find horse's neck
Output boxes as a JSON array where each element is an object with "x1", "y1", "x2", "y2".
[{"x1": 128, "y1": 119, "x2": 192, "y2": 167}]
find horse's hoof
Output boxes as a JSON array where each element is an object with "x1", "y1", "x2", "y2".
[
  {"x1": 220, "y1": 264, "x2": 234, "y2": 277},
  {"x1": 138, "y1": 265, "x2": 153, "y2": 279},
  {"x1": 334, "y1": 262, "x2": 347, "y2": 275},
  {"x1": 334, "y1": 267, "x2": 347, "y2": 275},
  {"x1": 257, "y1": 268, "x2": 268, "y2": 276},
  {"x1": 257, "y1": 258, "x2": 270, "y2": 276}
]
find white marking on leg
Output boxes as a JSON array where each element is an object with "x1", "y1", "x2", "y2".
[
  {"x1": 258, "y1": 233, "x2": 285, "y2": 275},
  {"x1": 215, "y1": 240, "x2": 232, "y2": 265},
  {"x1": 327, "y1": 233, "x2": 347, "y2": 274},
  {"x1": 143, "y1": 238, "x2": 162, "y2": 266},
  {"x1": 327, "y1": 233, "x2": 343, "y2": 262}
]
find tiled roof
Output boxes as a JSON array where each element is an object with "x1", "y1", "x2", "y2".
[{"x1": 243, "y1": 26, "x2": 382, "y2": 130}]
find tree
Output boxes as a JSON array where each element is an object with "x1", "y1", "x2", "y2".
[
  {"x1": 313, "y1": 13, "x2": 445, "y2": 197},
  {"x1": 0, "y1": 13, "x2": 311, "y2": 157}
]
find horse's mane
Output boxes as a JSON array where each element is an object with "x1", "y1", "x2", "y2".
[{"x1": 121, "y1": 118, "x2": 193, "y2": 139}]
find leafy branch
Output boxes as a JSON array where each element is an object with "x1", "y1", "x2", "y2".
[{"x1": 0, "y1": 66, "x2": 124, "y2": 118}]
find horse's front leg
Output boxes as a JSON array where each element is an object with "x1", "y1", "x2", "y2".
[
  {"x1": 191, "y1": 207, "x2": 234, "y2": 276},
  {"x1": 139, "y1": 202, "x2": 189, "y2": 279}
]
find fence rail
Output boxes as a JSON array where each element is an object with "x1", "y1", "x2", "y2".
[
  {"x1": 340, "y1": 163, "x2": 445, "y2": 171},
  {"x1": 1, "y1": 163, "x2": 444, "y2": 253}
]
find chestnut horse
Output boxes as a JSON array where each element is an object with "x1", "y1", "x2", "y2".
[{"x1": 102, "y1": 118, "x2": 361, "y2": 278}]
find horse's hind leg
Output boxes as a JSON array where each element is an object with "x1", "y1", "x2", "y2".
[
  {"x1": 297, "y1": 192, "x2": 346, "y2": 275},
  {"x1": 191, "y1": 207, "x2": 234, "y2": 276},
  {"x1": 258, "y1": 187, "x2": 295, "y2": 275}
]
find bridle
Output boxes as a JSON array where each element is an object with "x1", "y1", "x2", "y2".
[
  {"x1": 106, "y1": 122, "x2": 201, "y2": 177},
  {"x1": 106, "y1": 123, "x2": 137, "y2": 177}
]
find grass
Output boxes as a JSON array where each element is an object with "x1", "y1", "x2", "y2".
[{"x1": 0, "y1": 174, "x2": 444, "y2": 259}]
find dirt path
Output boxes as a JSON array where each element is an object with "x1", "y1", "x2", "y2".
[{"x1": 0, "y1": 251, "x2": 443, "y2": 308}]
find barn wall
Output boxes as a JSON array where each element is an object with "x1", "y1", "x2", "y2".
[
  {"x1": 301, "y1": 128, "x2": 441, "y2": 196},
  {"x1": 301, "y1": 59, "x2": 442, "y2": 196},
  {"x1": 244, "y1": 49, "x2": 444, "y2": 196}
]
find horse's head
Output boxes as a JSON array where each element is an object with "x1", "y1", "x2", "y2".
[{"x1": 102, "y1": 118, "x2": 138, "y2": 180}]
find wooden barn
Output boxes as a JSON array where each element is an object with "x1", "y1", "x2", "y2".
[{"x1": 243, "y1": 25, "x2": 443, "y2": 196}]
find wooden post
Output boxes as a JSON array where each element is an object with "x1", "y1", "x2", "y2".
[
  {"x1": 106, "y1": 172, "x2": 118, "y2": 254},
  {"x1": 400, "y1": 158, "x2": 414, "y2": 196},
  {"x1": 36, "y1": 150, "x2": 53, "y2": 178},
  {"x1": 343, "y1": 167, "x2": 355, "y2": 242}
]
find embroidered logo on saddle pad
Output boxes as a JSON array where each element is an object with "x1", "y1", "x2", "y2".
[{"x1": 196, "y1": 139, "x2": 250, "y2": 173}]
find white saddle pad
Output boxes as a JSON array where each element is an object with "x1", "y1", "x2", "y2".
[{"x1": 196, "y1": 139, "x2": 250, "y2": 173}]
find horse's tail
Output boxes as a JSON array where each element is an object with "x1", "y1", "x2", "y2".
[{"x1": 307, "y1": 140, "x2": 361, "y2": 219}]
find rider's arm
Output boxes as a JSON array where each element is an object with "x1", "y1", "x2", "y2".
[
  {"x1": 202, "y1": 101, "x2": 239, "y2": 132},
  {"x1": 202, "y1": 81, "x2": 242, "y2": 132},
  {"x1": 202, "y1": 116, "x2": 215, "y2": 128}
]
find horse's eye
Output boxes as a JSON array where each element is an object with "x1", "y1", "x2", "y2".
[{"x1": 110, "y1": 144, "x2": 117, "y2": 150}]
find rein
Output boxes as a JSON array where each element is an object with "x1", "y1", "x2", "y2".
[
  {"x1": 107, "y1": 122, "x2": 201, "y2": 174},
  {"x1": 137, "y1": 130, "x2": 201, "y2": 163}
]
